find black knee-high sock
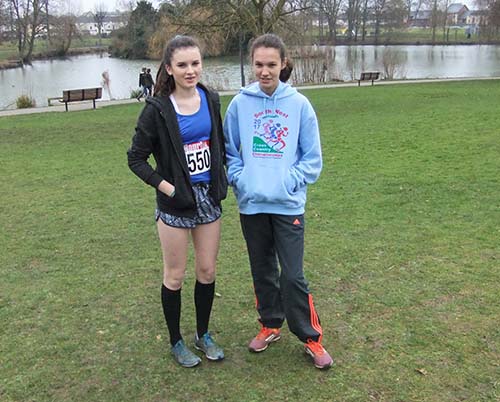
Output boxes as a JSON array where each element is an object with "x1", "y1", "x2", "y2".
[
  {"x1": 161, "y1": 284, "x2": 182, "y2": 347},
  {"x1": 194, "y1": 280, "x2": 215, "y2": 338}
]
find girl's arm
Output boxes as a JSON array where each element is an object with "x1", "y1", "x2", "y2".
[
  {"x1": 127, "y1": 105, "x2": 167, "y2": 190},
  {"x1": 289, "y1": 100, "x2": 323, "y2": 190},
  {"x1": 223, "y1": 102, "x2": 245, "y2": 186}
]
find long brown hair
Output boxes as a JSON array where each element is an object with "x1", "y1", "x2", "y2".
[
  {"x1": 250, "y1": 34, "x2": 293, "y2": 83},
  {"x1": 154, "y1": 35, "x2": 201, "y2": 97}
]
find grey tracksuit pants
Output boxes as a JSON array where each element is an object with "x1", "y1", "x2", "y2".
[{"x1": 240, "y1": 213, "x2": 324, "y2": 343}]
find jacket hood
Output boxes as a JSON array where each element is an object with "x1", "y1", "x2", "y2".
[
  {"x1": 240, "y1": 81, "x2": 297, "y2": 100},
  {"x1": 145, "y1": 94, "x2": 169, "y2": 111}
]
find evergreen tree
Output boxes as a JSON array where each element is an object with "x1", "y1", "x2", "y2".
[{"x1": 110, "y1": 0, "x2": 157, "y2": 59}]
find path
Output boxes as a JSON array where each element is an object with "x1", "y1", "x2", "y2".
[{"x1": 1, "y1": 76, "x2": 499, "y2": 118}]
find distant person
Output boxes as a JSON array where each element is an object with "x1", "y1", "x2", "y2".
[
  {"x1": 223, "y1": 33, "x2": 333, "y2": 370},
  {"x1": 145, "y1": 68, "x2": 154, "y2": 96},
  {"x1": 137, "y1": 67, "x2": 147, "y2": 101},
  {"x1": 127, "y1": 35, "x2": 227, "y2": 368},
  {"x1": 101, "y1": 70, "x2": 113, "y2": 100}
]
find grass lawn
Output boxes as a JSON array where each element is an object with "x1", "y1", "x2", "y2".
[
  {"x1": 0, "y1": 43, "x2": 18, "y2": 61},
  {"x1": 0, "y1": 37, "x2": 111, "y2": 62},
  {"x1": 1, "y1": 80, "x2": 499, "y2": 401},
  {"x1": 309, "y1": 27, "x2": 500, "y2": 44}
]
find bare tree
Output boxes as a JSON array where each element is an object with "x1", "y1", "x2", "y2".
[
  {"x1": 429, "y1": 0, "x2": 440, "y2": 42},
  {"x1": 51, "y1": 0, "x2": 81, "y2": 18},
  {"x1": 360, "y1": 0, "x2": 370, "y2": 41},
  {"x1": 345, "y1": 0, "x2": 363, "y2": 40},
  {"x1": 474, "y1": 0, "x2": 499, "y2": 38},
  {"x1": 318, "y1": 0, "x2": 344, "y2": 43},
  {"x1": 9, "y1": 0, "x2": 46, "y2": 63},
  {"x1": 0, "y1": 0, "x2": 9, "y2": 43},
  {"x1": 43, "y1": 0, "x2": 49, "y2": 48},
  {"x1": 93, "y1": 2, "x2": 107, "y2": 46},
  {"x1": 50, "y1": 12, "x2": 76, "y2": 54},
  {"x1": 151, "y1": 0, "x2": 311, "y2": 84},
  {"x1": 117, "y1": 0, "x2": 136, "y2": 10},
  {"x1": 198, "y1": 0, "x2": 311, "y2": 37},
  {"x1": 373, "y1": 0, "x2": 387, "y2": 42},
  {"x1": 489, "y1": 0, "x2": 500, "y2": 35},
  {"x1": 381, "y1": 47, "x2": 406, "y2": 78},
  {"x1": 384, "y1": 0, "x2": 407, "y2": 31},
  {"x1": 407, "y1": 0, "x2": 424, "y2": 22},
  {"x1": 233, "y1": 0, "x2": 304, "y2": 35}
]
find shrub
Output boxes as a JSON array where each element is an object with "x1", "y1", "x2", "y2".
[
  {"x1": 382, "y1": 48, "x2": 407, "y2": 80},
  {"x1": 130, "y1": 89, "x2": 142, "y2": 99},
  {"x1": 16, "y1": 95, "x2": 36, "y2": 109},
  {"x1": 289, "y1": 46, "x2": 341, "y2": 84}
]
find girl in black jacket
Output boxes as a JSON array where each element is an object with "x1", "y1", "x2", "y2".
[{"x1": 127, "y1": 35, "x2": 227, "y2": 368}]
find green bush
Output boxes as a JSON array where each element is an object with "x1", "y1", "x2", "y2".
[
  {"x1": 16, "y1": 95, "x2": 36, "y2": 109},
  {"x1": 130, "y1": 88, "x2": 142, "y2": 99}
]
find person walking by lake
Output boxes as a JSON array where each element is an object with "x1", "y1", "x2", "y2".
[
  {"x1": 101, "y1": 70, "x2": 114, "y2": 100},
  {"x1": 145, "y1": 68, "x2": 154, "y2": 96},
  {"x1": 223, "y1": 33, "x2": 333, "y2": 370},
  {"x1": 127, "y1": 35, "x2": 228, "y2": 368},
  {"x1": 137, "y1": 67, "x2": 147, "y2": 100}
]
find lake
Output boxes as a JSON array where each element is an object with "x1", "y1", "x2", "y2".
[{"x1": 1, "y1": 44, "x2": 500, "y2": 110}]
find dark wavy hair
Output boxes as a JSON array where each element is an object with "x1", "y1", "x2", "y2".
[
  {"x1": 250, "y1": 33, "x2": 293, "y2": 83},
  {"x1": 154, "y1": 35, "x2": 201, "y2": 97}
]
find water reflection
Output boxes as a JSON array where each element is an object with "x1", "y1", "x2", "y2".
[{"x1": 289, "y1": 46, "x2": 338, "y2": 84}]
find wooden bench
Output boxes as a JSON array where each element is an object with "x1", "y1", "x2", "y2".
[
  {"x1": 358, "y1": 72, "x2": 380, "y2": 86},
  {"x1": 59, "y1": 87, "x2": 102, "y2": 111},
  {"x1": 47, "y1": 96, "x2": 63, "y2": 106}
]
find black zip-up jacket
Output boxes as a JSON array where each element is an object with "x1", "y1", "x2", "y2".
[{"x1": 127, "y1": 84, "x2": 228, "y2": 217}]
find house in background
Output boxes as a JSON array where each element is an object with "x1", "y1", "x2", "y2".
[
  {"x1": 408, "y1": 3, "x2": 472, "y2": 28},
  {"x1": 446, "y1": 3, "x2": 469, "y2": 25},
  {"x1": 408, "y1": 10, "x2": 433, "y2": 27},
  {"x1": 466, "y1": 9, "x2": 489, "y2": 26},
  {"x1": 75, "y1": 11, "x2": 127, "y2": 36}
]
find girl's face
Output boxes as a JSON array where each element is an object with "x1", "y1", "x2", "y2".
[
  {"x1": 165, "y1": 46, "x2": 202, "y2": 91},
  {"x1": 252, "y1": 46, "x2": 285, "y2": 96}
]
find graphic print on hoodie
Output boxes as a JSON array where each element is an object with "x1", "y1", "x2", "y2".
[
  {"x1": 224, "y1": 81, "x2": 323, "y2": 216},
  {"x1": 253, "y1": 108, "x2": 289, "y2": 158}
]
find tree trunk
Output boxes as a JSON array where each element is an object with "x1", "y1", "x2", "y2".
[
  {"x1": 63, "y1": 23, "x2": 75, "y2": 54},
  {"x1": 45, "y1": 0, "x2": 50, "y2": 50},
  {"x1": 327, "y1": 15, "x2": 336, "y2": 44},
  {"x1": 23, "y1": 0, "x2": 41, "y2": 63}
]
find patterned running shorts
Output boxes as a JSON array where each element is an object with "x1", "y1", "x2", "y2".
[{"x1": 155, "y1": 183, "x2": 221, "y2": 229}]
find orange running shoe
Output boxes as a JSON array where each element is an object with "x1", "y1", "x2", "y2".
[
  {"x1": 248, "y1": 327, "x2": 281, "y2": 352},
  {"x1": 304, "y1": 339, "x2": 333, "y2": 370}
]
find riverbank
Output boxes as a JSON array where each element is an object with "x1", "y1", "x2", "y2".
[
  {"x1": 326, "y1": 38, "x2": 500, "y2": 46},
  {"x1": 3, "y1": 38, "x2": 500, "y2": 71},
  {"x1": 0, "y1": 46, "x2": 108, "y2": 70},
  {"x1": 2, "y1": 76, "x2": 500, "y2": 118},
  {"x1": 3, "y1": 45, "x2": 500, "y2": 110}
]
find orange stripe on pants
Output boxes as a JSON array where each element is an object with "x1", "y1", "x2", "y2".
[{"x1": 308, "y1": 294, "x2": 323, "y2": 343}]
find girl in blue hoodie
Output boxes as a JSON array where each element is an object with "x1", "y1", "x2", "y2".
[{"x1": 224, "y1": 34, "x2": 333, "y2": 369}]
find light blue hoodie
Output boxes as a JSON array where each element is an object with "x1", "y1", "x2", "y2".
[{"x1": 224, "y1": 81, "x2": 322, "y2": 215}]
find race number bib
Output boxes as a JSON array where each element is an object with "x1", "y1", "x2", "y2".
[{"x1": 184, "y1": 140, "x2": 211, "y2": 176}]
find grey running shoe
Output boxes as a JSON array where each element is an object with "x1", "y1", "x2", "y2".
[
  {"x1": 304, "y1": 339, "x2": 333, "y2": 370},
  {"x1": 171, "y1": 339, "x2": 201, "y2": 368},
  {"x1": 248, "y1": 327, "x2": 281, "y2": 352},
  {"x1": 194, "y1": 332, "x2": 225, "y2": 361}
]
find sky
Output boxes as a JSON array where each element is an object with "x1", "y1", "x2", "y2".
[
  {"x1": 77, "y1": 0, "x2": 162, "y2": 14},
  {"x1": 75, "y1": 0, "x2": 477, "y2": 14}
]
